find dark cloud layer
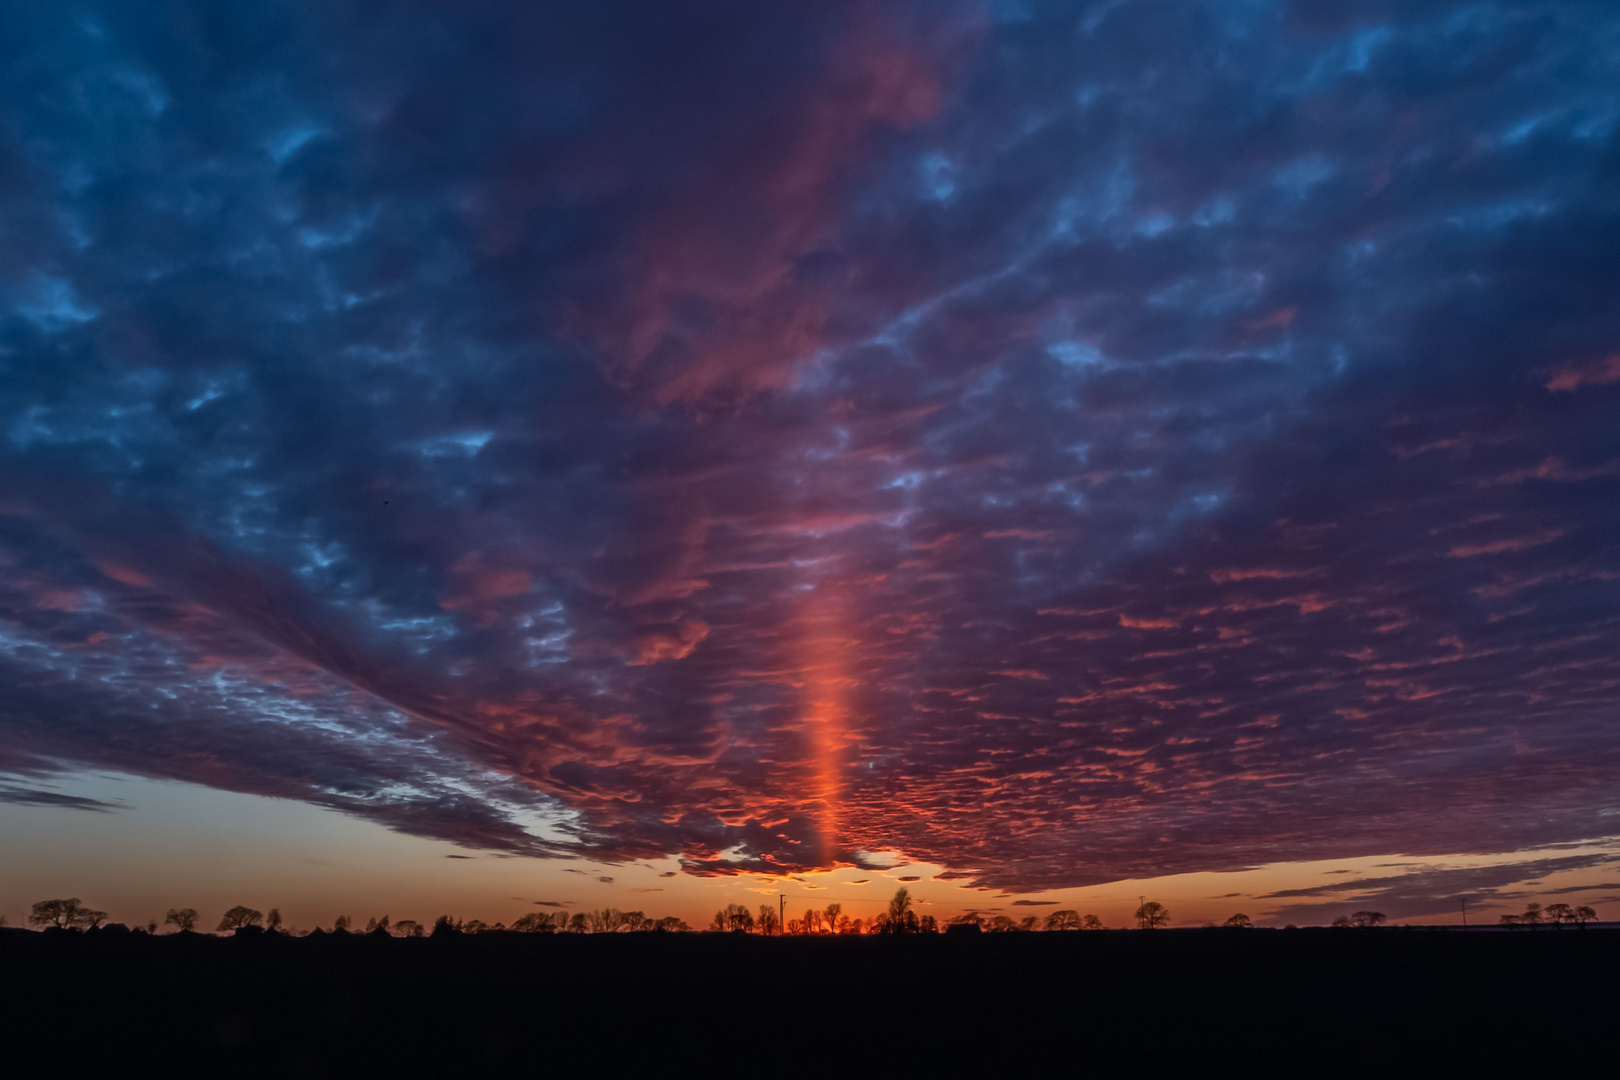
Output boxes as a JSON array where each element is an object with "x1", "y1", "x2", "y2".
[{"x1": 2, "y1": 1, "x2": 1618, "y2": 891}]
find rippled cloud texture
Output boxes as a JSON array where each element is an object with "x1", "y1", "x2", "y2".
[{"x1": 2, "y1": 1, "x2": 1618, "y2": 892}]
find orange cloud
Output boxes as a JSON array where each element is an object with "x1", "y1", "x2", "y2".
[
  {"x1": 1545, "y1": 353, "x2": 1620, "y2": 391},
  {"x1": 99, "y1": 561, "x2": 153, "y2": 588},
  {"x1": 1448, "y1": 529, "x2": 1564, "y2": 558}
]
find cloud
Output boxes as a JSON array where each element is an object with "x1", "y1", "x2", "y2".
[
  {"x1": 0, "y1": 785, "x2": 122, "y2": 812},
  {"x1": 1258, "y1": 852, "x2": 1620, "y2": 924},
  {"x1": 1011, "y1": 899, "x2": 1057, "y2": 906},
  {"x1": 0, "y1": 0, "x2": 1617, "y2": 896}
]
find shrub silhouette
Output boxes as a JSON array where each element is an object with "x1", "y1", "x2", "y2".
[{"x1": 1225, "y1": 913, "x2": 1253, "y2": 928}]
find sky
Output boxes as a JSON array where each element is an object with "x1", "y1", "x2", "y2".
[{"x1": 2, "y1": 0, "x2": 1619, "y2": 931}]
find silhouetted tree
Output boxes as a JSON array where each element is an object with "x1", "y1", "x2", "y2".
[
  {"x1": 710, "y1": 904, "x2": 754, "y2": 932},
  {"x1": 1573, "y1": 905, "x2": 1598, "y2": 926},
  {"x1": 29, "y1": 898, "x2": 106, "y2": 930},
  {"x1": 1225, "y1": 913, "x2": 1253, "y2": 928},
  {"x1": 918, "y1": 914, "x2": 938, "y2": 933},
  {"x1": 461, "y1": 919, "x2": 488, "y2": 933},
  {"x1": 164, "y1": 908, "x2": 199, "y2": 933},
  {"x1": 1134, "y1": 901, "x2": 1169, "y2": 929},
  {"x1": 430, "y1": 914, "x2": 457, "y2": 936},
  {"x1": 802, "y1": 909, "x2": 822, "y2": 934},
  {"x1": 566, "y1": 913, "x2": 589, "y2": 933},
  {"x1": 823, "y1": 903, "x2": 842, "y2": 934},
  {"x1": 1520, "y1": 903, "x2": 1542, "y2": 928},
  {"x1": 1349, "y1": 911, "x2": 1386, "y2": 928},
  {"x1": 1045, "y1": 909, "x2": 1082, "y2": 931},
  {"x1": 265, "y1": 908, "x2": 283, "y2": 932},
  {"x1": 875, "y1": 887, "x2": 921, "y2": 934},
  {"x1": 986, "y1": 915, "x2": 1017, "y2": 932},
  {"x1": 218, "y1": 906, "x2": 264, "y2": 932},
  {"x1": 757, "y1": 904, "x2": 781, "y2": 935},
  {"x1": 1081, "y1": 914, "x2": 1104, "y2": 930},
  {"x1": 589, "y1": 908, "x2": 630, "y2": 933},
  {"x1": 1544, "y1": 903, "x2": 1573, "y2": 927},
  {"x1": 393, "y1": 919, "x2": 424, "y2": 937},
  {"x1": 364, "y1": 915, "x2": 391, "y2": 934},
  {"x1": 334, "y1": 915, "x2": 352, "y2": 932},
  {"x1": 653, "y1": 916, "x2": 691, "y2": 932},
  {"x1": 1498, "y1": 914, "x2": 1520, "y2": 927},
  {"x1": 510, "y1": 912, "x2": 553, "y2": 933}
]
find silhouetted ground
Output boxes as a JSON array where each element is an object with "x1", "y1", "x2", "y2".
[{"x1": 1, "y1": 926, "x2": 1612, "y2": 1077}]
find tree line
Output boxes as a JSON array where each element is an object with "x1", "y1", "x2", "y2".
[
  {"x1": 1497, "y1": 903, "x2": 1598, "y2": 928},
  {"x1": 20, "y1": 893, "x2": 1603, "y2": 934}
]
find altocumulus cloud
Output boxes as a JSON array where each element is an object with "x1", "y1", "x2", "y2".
[{"x1": 1, "y1": 1, "x2": 1618, "y2": 891}]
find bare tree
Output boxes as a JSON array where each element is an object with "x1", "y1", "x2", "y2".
[
  {"x1": 364, "y1": 915, "x2": 391, "y2": 934},
  {"x1": 1081, "y1": 914, "x2": 1104, "y2": 930},
  {"x1": 875, "y1": 887, "x2": 921, "y2": 934},
  {"x1": 393, "y1": 919, "x2": 424, "y2": 937},
  {"x1": 510, "y1": 912, "x2": 553, "y2": 933},
  {"x1": 217, "y1": 906, "x2": 264, "y2": 932},
  {"x1": 918, "y1": 914, "x2": 938, "y2": 933},
  {"x1": 1225, "y1": 913, "x2": 1253, "y2": 928},
  {"x1": 266, "y1": 908, "x2": 283, "y2": 932},
  {"x1": 710, "y1": 904, "x2": 754, "y2": 932},
  {"x1": 1045, "y1": 909, "x2": 1082, "y2": 931},
  {"x1": 1348, "y1": 911, "x2": 1386, "y2": 928},
  {"x1": 1543, "y1": 903, "x2": 1573, "y2": 927},
  {"x1": 1520, "y1": 903, "x2": 1542, "y2": 928},
  {"x1": 1134, "y1": 901, "x2": 1169, "y2": 929},
  {"x1": 334, "y1": 915, "x2": 352, "y2": 932},
  {"x1": 822, "y1": 903, "x2": 842, "y2": 935},
  {"x1": 589, "y1": 908, "x2": 632, "y2": 933},
  {"x1": 757, "y1": 904, "x2": 781, "y2": 936},
  {"x1": 29, "y1": 898, "x2": 107, "y2": 930},
  {"x1": 1498, "y1": 914, "x2": 1520, "y2": 927},
  {"x1": 164, "y1": 908, "x2": 199, "y2": 933},
  {"x1": 1573, "y1": 905, "x2": 1598, "y2": 926}
]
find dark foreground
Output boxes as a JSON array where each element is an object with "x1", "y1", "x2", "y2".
[{"x1": 2, "y1": 926, "x2": 1613, "y2": 1077}]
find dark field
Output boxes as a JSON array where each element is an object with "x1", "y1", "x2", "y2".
[{"x1": 2, "y1": 927, "x2": 1612, "y2": 1076}]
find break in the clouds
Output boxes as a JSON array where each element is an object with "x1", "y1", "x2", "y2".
[{"x1": 2, "y1": 1, "x2": 1618, "y2": 893}]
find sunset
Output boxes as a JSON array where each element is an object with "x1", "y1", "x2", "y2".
[{"x1": 2, "y1": 0, "x2": 1617, "y2": 1071}]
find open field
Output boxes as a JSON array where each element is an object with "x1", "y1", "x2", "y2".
[{"x1": 2, "y1": 926, "x2": 1612, "y2": 1076}]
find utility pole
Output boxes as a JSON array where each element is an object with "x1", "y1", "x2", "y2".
[
  {"x1": 780, "y1": 893, "x2": 785, "y2": 935},
  {"x1": 1461, "y1": 898, "x2": 1467, "y2": 928}
]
